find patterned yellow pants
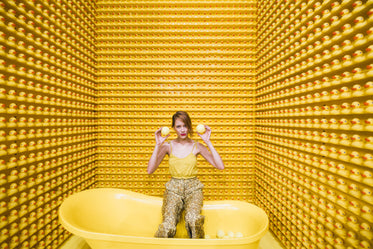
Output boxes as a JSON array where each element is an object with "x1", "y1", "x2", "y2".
[{"x1": 155, "y1": 177, "x2": 205, "y2": 238}]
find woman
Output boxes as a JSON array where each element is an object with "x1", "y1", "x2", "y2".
[{"x1": 147, "y1": 111, "x2": 224, "y2": 238}]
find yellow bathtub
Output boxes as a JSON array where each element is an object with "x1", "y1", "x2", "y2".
[{"x1": 59, "y1": 188, "x2": 268, "y2": 249}]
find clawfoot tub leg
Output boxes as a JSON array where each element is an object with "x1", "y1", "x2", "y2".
[
  {"x1": 184, "y1": 189, "x2": 205, "y2": 239},
  {"x1": 155, "y1": 190, "x2": 183, "y2": 238}
]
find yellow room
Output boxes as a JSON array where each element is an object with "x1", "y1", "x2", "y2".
[{"x1": 0, "y1": 0, "x2": 372, "y2": 248}]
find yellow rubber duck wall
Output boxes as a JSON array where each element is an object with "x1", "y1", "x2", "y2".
[
  {"x1": 255, "y1": 0, "x2": 373, "y2": 248},
  {"x1": 0, "y1": 1, "x2": 97, "y2": 248},
  {"x1": 0, "y1": 0, "x2": 372, "y2": 248},
  {"x1": 96, "y1": 1, "x2": 256, "y2": 200}
]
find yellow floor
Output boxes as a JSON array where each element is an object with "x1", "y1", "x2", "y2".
[
  {"x1": 258, "y1": 232, "x2": 284, "y2": 249},
  {"x1": 59, "y1": 231, "x2": 284, "y2": 249}
]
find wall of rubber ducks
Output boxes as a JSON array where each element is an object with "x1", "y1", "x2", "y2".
[
  {"x1": 255, "y1": 1, "x2": 373, "y2": 248},
  {"x1": 0, "y1": 0, "x2": 372, "y2": 248},
  {"x1": 95, "y1": 1, "x2": 256, "y2": 201},
  {"x1": 0, "y1": 1, "x2": 96, "y2": 248}
]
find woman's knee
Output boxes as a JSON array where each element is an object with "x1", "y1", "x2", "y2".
[
  {"x1": 184, "y1": 213, "x2": 205, "y2": 238},
  {"x1": 155, "y1": 221, "x2": 177, "y2": 238},
  {"x1": 185, "y1": 213, "x2": 204, "y2": 226}
]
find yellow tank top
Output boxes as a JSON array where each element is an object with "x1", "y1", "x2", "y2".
[{"x1": 169, "y1": 142, "x2": 198, "y2": 179}]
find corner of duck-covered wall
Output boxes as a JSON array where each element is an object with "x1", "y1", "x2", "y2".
[
  {"x1": 255, "y1": 0, "x2": 373, "y2": 248},
  {"x1": 0, "y1": 0, "x2": 97, "y2": 248}
]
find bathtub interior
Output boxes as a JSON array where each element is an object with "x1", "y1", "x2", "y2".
[
  {"x1": 177, "y1": 202, "x2": 267, "y2": 239},
  {"x1": 61, "y1": 189, "x2": 164, "y2": 237},
  {"x1": 60, "y1": 188, "x2": 268, "y2": 240}
]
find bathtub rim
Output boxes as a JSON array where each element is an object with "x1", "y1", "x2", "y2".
[{"x1": 59, "y1": 188, "x2": 269, "y2": 246}]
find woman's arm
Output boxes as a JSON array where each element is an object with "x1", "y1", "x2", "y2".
[
  {"x1": 147, "y1": 128, "x2": 170, "y2": 174},
  {"x1": 197, "y1": 125, "x2": 224, "y2": 170}
]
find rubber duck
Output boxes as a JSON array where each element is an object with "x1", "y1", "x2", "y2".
[
  {"x1": 318, "y1": 145, "x2": 328, "y2": 157},
  {"x1": 320, "y1": 118, "x2": 329, "y2": 129},
  {"x1": 337, "y1": 163, "x2": 349, "y2": 177},
  {"x1": 365, "y1": 136, "x2": 373, "y2": 150},
  {"x1": 0, "y1": 186, "x2": 6, "y2": 201},
  {"x1": 363, "y1": 154, "x2": 373, "y2": 168},
  {"x1": 340, "y1": 103, "x2": 351, "y2": 114},
  {"x1": 331, "y1": 89, "x2": 341, "y2": 100},
  {"x1": 364, "y1": 99, "x2": 373, "y2": 113},
  {"x1": 317, "y1": 158, "x2": 326, "y2": 170},
  {"x1": 328, "y1": 147, "x2": 339, "y2": 158},
  {"x1": 361, "y1": 205, "x2": 373, "y2": 223},
  {"x1": 351, "y1": 134, "x2": 364, "y2": 147},
  {"x1": 0, "y1": 228, "x2": 9, "y2": 246},
  {"x1": 345, "y1": 231, "x2": 359, "y2": 248},
  {"x1": 331, "y1": 74, "x2": 342, "y2": 85},
  {"x1": 326, "y1": 174, "x2": 337, "y2": 187},
  {"x1": 350, "y1": 84, "x2": 364, "y2": 97},
  {"x1": 321, "y1": 132, "x2": 329, "y2": 143},
  {"x1": 319, "y1": 172, "x2": 328, "y2": 184},
  {"x1": 336, "y1": 178, "x2": 348, "y2": 192},
  {"x1": 359, "y1": 223, "x2": 373, "y2": 241},
  {"x1": 0, "y1": 144, "x2": 7, "y2": 156},
  {"x1": 7, "y1": 116, "x2": 17, "y2": 128},
  {"x1": 351, "y1": 118, "x2": 363, "y2": 130},
  {"x1": 350, "y1": 151, "x2": 363, "y2": 165},
  {"x1": 325, "y1": 217, "x2": 335, "y2": 233},
  {"x1": 361, "y1": 171, "x2": 373, "y2": 186},
  {"x1": 342, "y1": 71, "x2": 353, "y2": 83},
  {"x1": 364, "y1": 81, "x2": 373, "y2": 95},
  {"x1": 336, "y1": 208, "x2": 347, "y2": 223},
  {"x1": 328, "y1": 133, "x2": 338, "y2": 144},
  {"x1": 315, "y1": 209, "x2": 326, "y2": 225},
  {"x1": 329, "y1": 104, "x2": 339, "y2": 115},
  {"x1": 7, "y1": 182, "x2": 18, "y2": 196},
  {"x1": 329, "y1": 118, "x2": 338, "y2": 129},
  {"x1": 367, "y1": 64, "x2": 373, "y2": 77},
  {"x1": 320, "y1": 90, "x2": 330, "y2": 101},
  {"x1": 339, "y1": 86, "x2": 351, "y2": 98},
  {"x1": 7, "y1": 170, "x2": 18, "y2": 182},
  {"x1": 312, "y1": 106, "x2": 321, "y2": 115},
  {"x1": 315, "y1": 223, "x2": 325, "y2": 239},
  {"x1": 338, "y1": 149, "x2": 349, "y2": 161},
  {"x1": 365, "y1": 118, "x2": 373, "y2": 131},
  {"x1": 347, "y1": 215, "x2": 360, "y2": 232},
  {"x1": 334, "y1": 222, "x2": 347, "y2": 239},
  {"x1": 351, "y1": 101, "x2": 364, "y2": 114},
  {"x1": 331, "y1": 46, "x2": 342, "y2": 57},
  {"x1": 342, "y1": 54, "x2": 353, "y2": 67},
  {"x1": 361, "y1": 188, "x2": 373, "y2": 205},
  {"x1": 318, "y1": 198, "x2": 327, "y2": 211},
  {"x1": 7, "y1": 103, "x2": 17, "y2": 114},
  {"x1": 352, "y1": 49, "x2": 366, "y2": 62},
  {"x1": 310, "y1": 119, "x2": 320, "y2": 129},
  {"x1": 326, "y1": 189, "x2": 337, "y2": 204},
  {"x1": 349, "y1": 183, "x2": 361, "y2": 198},
  {"x1": 348, "y1": 168, "x2": 362, "y2": 182},
  {"x1": 313, "y1": 80, "x2": 322, "y2": 89},
  {"x1": 338, "y1": 133, "x2": 350, "y2": 146},
  {"x1": 334, "y1": 238, "x2": 345, "y2": 249},
  {"x1": 349, "y1": 200, "x2": 361, "y2": 215},
  {"x1": 0, "y1": 130, "x2": 5, "y2": 142},
  {"x1": 310, "y1": 131, "x2": 320, "y2": 142}
]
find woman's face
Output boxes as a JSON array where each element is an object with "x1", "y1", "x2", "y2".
[{"x1": 174, "y1": 119, "x2": 188, "y2": 138}]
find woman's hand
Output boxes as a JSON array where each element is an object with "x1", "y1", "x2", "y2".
[
  {"x1": 197, "y1": 125, "x2": 211, "y2": 144},
  {"x1": 196, "y1": 125, "x2": 225, "y2": 170},
  {"x1": 148, "y1": 128, "x2": 170, "y2": 174},
  {"x1": 155, "y1": 128, "x2": 169, "y2": 146}
]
